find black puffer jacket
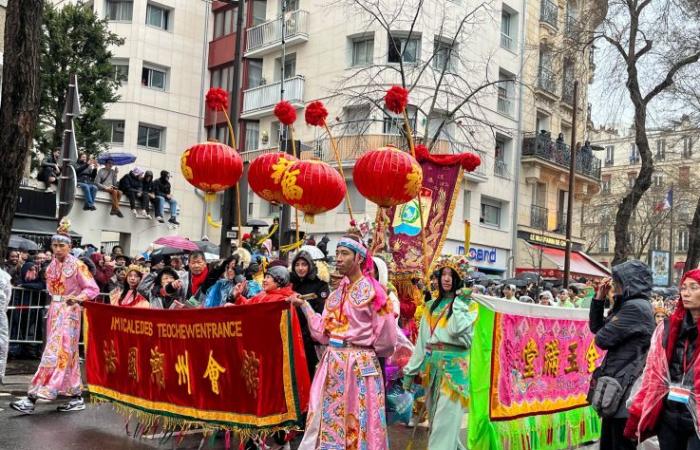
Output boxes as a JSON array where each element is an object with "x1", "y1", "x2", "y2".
[
  {"x1": 589, "y1": 260, "x2": 655, "y2": 418},
  {"x1": 290, "y1": 251, "x2": 330, "y2": 377}
]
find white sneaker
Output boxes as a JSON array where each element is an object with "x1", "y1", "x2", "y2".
[
  {"x1": 57, "y1": 396, "x2": 85, "y2": 412},
  {"x1": 140, "y1": 210, "x2": 152, "y2": 219},
  {"x1": 10, "y1": 396, "x2": 35, "y2": 414}
]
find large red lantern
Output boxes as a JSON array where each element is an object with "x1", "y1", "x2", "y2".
[
  {"x1": 248, "y1": 152, "x2": 298, "y2": 204},
  {"x1": 180, "y1": 141, "x2": 243, "y2": 193},
  {"x1": 281, "y1": 159, "x2": 346, "y2": 223},
  {"x1": 352, "y1": 146, "x2": 423, "y2": 207}
]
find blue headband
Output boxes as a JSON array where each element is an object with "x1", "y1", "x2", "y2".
[
  {"x1": 337, "y1": 237, "x2": 367, "y2": 258},
  {"x1": 51, "y1": 234, "x2": 71, "y2": 244}
]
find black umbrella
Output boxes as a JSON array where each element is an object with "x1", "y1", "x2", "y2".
[
  {"x1": 246, "y1": 219, "x2": 269, "y2": 227},
  {"x1": 517, "y1": 271, "x2": 540, "y2": 282},
  {"x1": 9, "y1": 235, "x2": 39, "y2": 251},
  {"x1": 469, "y1": 271, "x2": 489, "y2": 279},
  {"x1": 503, "y1": 278, "x2": 528, "y2": 287},
  {"x1": 195, "y1": 240, "x2": 220, "y2": 254}
]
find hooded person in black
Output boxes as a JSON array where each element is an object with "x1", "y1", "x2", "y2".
[{"x1": 290, "y1": 250, "x2": 330, "y2": 377}]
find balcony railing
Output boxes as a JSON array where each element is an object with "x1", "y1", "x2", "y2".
[
  {"x1": 531, "y1": 205, "x2": 548, "y2": 230},
  {"x1": 500, "y1": 33, "x2": 513, "y2": 51},
  {"x1": 241, "y1": 75, "x2": 305, "y2": 117},
  {"x1": 246, "y1": 10, "x2": 310, "y2": 55},
  {"x1": 555, "y1": 211, "x2": 567, "y2": 233},
  {"x1": 537, "y1": 66, "x2": 557, "y2": 95},
  {"x1": 540, "y1": 0, "x2": 558, "y2": 28},
  {"x1": 565, "y1": 15, "x2": 578, "y2": 36},
  {"x1": 522, "y1": 132, "x2": 602, "y2": 180},
  {"x1": 494, "y1": 159, "x2": 510, "y2": 179},
  {"x1": 241, "y1": 134, "x2": 487, "y2": 177},
  {"x1": 497, "y1": 95, "x2": 514, "y2": 116},
  {"x1": 562, "y1": 79, "x2": 574, "y2": 104}
]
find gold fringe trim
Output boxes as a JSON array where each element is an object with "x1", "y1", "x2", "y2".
[{"x1": 90, "y1": 396, "x2": 300, "y2": 442}]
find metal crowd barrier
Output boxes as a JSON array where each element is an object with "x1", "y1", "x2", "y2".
[{"x1": 7, "y1": 286, "x2": 110, "y2": 347}]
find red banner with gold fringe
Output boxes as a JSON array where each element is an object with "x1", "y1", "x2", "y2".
[{"x1": 83, "y1": 301, "x2": 310, "y2": 435}]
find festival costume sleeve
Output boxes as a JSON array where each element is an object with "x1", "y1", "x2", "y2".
[
  {"x1": 403, "y1": 314, "x2": 430, "y2": 377},
  {"x1": 373, "y1": 304, "x2": 398, "y2": 357},
  {"x1": 446, "y1": 296, "x2": 478, "y2": 347},
  {"x1": 302, "y1": 302, "x2": 330, "y2": 345},
  {"x1": 77, "y1": 262, "x2": 100, "y2": 301}
]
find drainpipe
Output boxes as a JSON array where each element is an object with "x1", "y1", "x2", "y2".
[{"x1": 509, "y1": 0, "x2": 528, "y2": 277}]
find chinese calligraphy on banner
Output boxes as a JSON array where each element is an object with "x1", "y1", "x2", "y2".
[
  {"x1": 83, "y1": 301, "x2": 310, "y2": 433},
  {"x1": 490, "y1": 311, "x2": 605, "y2": 420}
]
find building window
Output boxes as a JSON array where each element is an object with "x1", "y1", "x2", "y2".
[
  {"x1": 433, "y1": 38, "x2": 455, "y2": 71},
  {"x1": 106, "y1": 120, "x2": 125, "y2": 144},
  {"x1": 245, "y1": 122, "x2": 259, "y2": 151},
  {"x1": 341, "y1": 180, "x2": 366, "y2": 213},
  {"x1": 627, "y1": 172, "x2": 636, "y2": 188},
  {"x1": 494, "y1": 136, "x2": 511, "y2": 178},
  {"x1": 273, "y1": 54, "x2": 296, "y2": 81},
  {"x1": 111, "y1": 59, "x2": 129, "y2": 83},
  {"x1": 652, "y1": 233, "x2": 663, "y2": 251},
  {"x1": 602, "y1": 176, "x2": 611, "y2": 194},
  {"x1": 388, "y1": 33, "x2": 420, "y2": 64},
  {"x1": 106, "y1": 0, "x2": 133, "y2": 21},
  {"x1": 655, "y1": 139, "x2": 666, "y2": 161},
  {"x1": 679, "y1": 166, "x2": 690, "y2": 188},
  {"x1": 678, "y1": 229, "x2": 689, "y2": 252},
  {"x1": 629, "y1": 142, "x2": 640, "y2": 163},
  {"x1": 343, "y1": 104, "x2": 372, "y2": 135},
  {"x1": 683, "y1": 136, "x2": 693, "y2": 159},
  {"x1": 497, "y1": 71, "x2": 515, "y2": 116},
  {"x1": 480, "y1": 197, "x2": 502, "y2": 227},
  {"x1": 599, "y1": 232, "x2": 609, "y2": 252},
  {"x1": 383, "y1": 105, "x2": 416, "y2": 135},
  {"x1": 247, "y1": 188, "x2": 255, "y2": 216},
  {"x1": 146, "y1": 3, "x2": 171, "y2": 30},
  {"x1": 213, "y1": 7, "x2": 236, "y2": 39},
  {"x1": 500, "y1": 10, "x2": 515, "y2": 50},
  {"x1": 605, "y1": 145, "x2": 614, "y2": 166},
  {"x1": 462, "y1": 190, "x2": 471, "y2": 221},
  {"x1": 141, "y1": 65, "x2": 167, "y2": 90},
  {"x1": 351, "y1": 36, "x2": 374, "y2": 66},
  {"x1": 210, "y1": 65, "x2": 233, "y2": 90},
  {"x1": 137, "y1": 124, "x2": 164, "y2": 151}
]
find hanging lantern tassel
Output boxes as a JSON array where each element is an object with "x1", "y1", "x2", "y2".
[{"x1": 204, "y1": 192, "x2": 222, "y2": 228}]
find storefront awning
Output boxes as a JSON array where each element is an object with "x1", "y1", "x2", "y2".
[
  {"x1": 517, "y1": 241, "x2": 610, "y2": 279},
  {"x1": 12, "y1": 216, "x2": 80, "y2": 237}
]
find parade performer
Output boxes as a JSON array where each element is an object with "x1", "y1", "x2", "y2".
[
  {"x1": 11, "y1": 220, "x2": 99, "y2": 414},
  {"x1": 289, "y1": 233, "x2": 398, "y2": 449},
  {"x1": 402, "y1": 256, "x2": 478, "y2": 450},
  {"x1": 109, "y1": 264, "x2": 149, "y2": 308}
]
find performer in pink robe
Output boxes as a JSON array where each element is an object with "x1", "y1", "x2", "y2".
[
  {"x1": 290, "y1": 233, "x2": 397, "y2": 449},
  {"x1": 10, "y1": 220, "x2": 99, "y2": 414}
]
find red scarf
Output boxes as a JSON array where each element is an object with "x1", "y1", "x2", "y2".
[{"x1": 190, "y1": 267, "x2": 209, "y2": 296}]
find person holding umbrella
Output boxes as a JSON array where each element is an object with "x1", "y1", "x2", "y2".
[{"x1": 95, "y1": 158, "x2": 123, "y2": 217}]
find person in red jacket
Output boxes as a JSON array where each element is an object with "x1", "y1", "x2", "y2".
[
  {"x1": 231, "y1": 265, "x2": 296, "y2": 305},
  {"x1": 625, "y1": 268, "x2": 700, "y2": 448}
]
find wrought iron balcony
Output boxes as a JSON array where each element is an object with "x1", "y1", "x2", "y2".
[
  {"x1": 522, "y1": 132, "x2": 602, "y2": 180},
  {"x1": 531, "y1": 205, "x2": 548, "y2": 230},
  {"x1": 245, "y1": 10, "x2": 310, "y2": 57},
  {"x1": 537, "y1": 66, "x2": 557, "y2": 95},
  {"x1": 540, "y1": 0, "x2": 558, "y2": 28}
]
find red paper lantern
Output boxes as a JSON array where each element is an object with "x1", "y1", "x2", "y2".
[
  {"x1": 248, "y1": 152, "x2": 299, "y2": 204},
  {"x1": 352, "y1": 146, "x2": 423, "y2": 207},
  {"x1": 180, "y1": 141, "x2": 243, "y2": 193},
  {"x1": 281, "y1": 159, "x2": 347, "y2": 223}
]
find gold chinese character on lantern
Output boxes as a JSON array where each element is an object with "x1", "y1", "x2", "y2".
[
  {"x1": 150, "y1": 346, "x2": 166, "y2": 390},
  {"x1": 543, "y1": 339, "x2": 560, "y2": 377},
  {"x1": 127, "y1": 347, "x2": 139, "y2": 382},
  {"x1": 281, "y1": 169, "x2": 303, "y2": 201},
  {"x1": 203, "y1": 350, "x2": 227, "y2": 395},
  {"x1": 586, "y1": 340, "x2": 600, "y2": 373},
  {"x1": 175, "y1": 350, "x2": 191, "y2": 395},
  {"x1": 522, "y1": 338, "x2": 539, "y2": 378},
  {"x1": 564, "y1": 342, "x2": 580, "y2": 374},
  {"x1": 103, "y1": 340, "x2": 117, "y2": 374}
]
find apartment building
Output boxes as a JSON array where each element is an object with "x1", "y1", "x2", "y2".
[
  {"x1": 217, "y1": 0, "x2": 526, "y2": 277},
  {"x1": 53, "y1": 0, "x2": 211, "y2": 253},
  {"x1": 512, "y1": 0, "x2": 609, "y2": 280},
  {"x1": 585, "y1": 116, "x2": 699, "y2": 284}
]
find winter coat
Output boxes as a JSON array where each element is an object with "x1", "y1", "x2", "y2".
[
  {"x1": 118, "y1": 172, "x2": 142, "y2": 193},
  {"x1": 75, "y1": 161, "x2": 97, "y2": 184},
  {"x1": 138, "y1": 271, "x2": 185, "y2": 309},
  {"x1": 625, "y1": 268, "x2": 700, "y2": 442},
  {"x1": 236, "y1": 285, "x2": 296, "y2": 305},
  {"x1": 164, "y1": 258, "x2": 232, "y2": 303},
  {"x1": 589, "y1": 260, "x2": 655, "y2": 419},
  {"x1": 142, "y1": 171, "x2": 155, "y2": 196},
  {"x1": 290, "y1": 251, "x2": 330, "y2": 375},
  {"x1": 153, "y1": 177, "x2": 172, "y2": 197}
]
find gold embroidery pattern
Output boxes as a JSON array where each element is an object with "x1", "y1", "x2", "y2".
[
  {"x1": 281, "y1": 169, "x2": 303, "y2": 201},
  {"x1": 175, "y1": 351, "x2": 192, "y2": 395},
  {"x1": 103, "y1": 340, "x2": 117, "y2": 374},
  {"x1": 127, "y1": 347, "x2": 139, "y2": 382},
  {"x1": 150, "y1": 346, "x2": 166, "y2": 389},
  {"x1": 241, "y1": 349, "x2": 260, "y2": 398}
]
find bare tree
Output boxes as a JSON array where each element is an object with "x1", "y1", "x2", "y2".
[
  {"x1": 0, "y1": 0, "x2": 43, "y2": 257},
  {"x1": 593, "y1": 0, "x2": 700, "y2": 265}
]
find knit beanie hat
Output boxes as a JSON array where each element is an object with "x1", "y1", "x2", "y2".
[{"x1": 266, "y1": 265, "x2": 290, "y2": 287}]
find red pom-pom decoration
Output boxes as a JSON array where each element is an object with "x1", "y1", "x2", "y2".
[
  {"x1": 274, "y1": 101, "x2": 297, "y2": 126},
  {"x1": 385, "y1": 86, "x2": 409, "y2": 114},
  {"x1": 305, "y1": 101, "x2": 328, "y2": 127},
  {"x1": 206, "y1": 88, "x2": 229, "y2": 112},
  {"x1": 461, "y1": 152, "x2": 481, "y2": 172}
]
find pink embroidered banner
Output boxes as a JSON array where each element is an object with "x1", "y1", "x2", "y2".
[{"x1": 489, "y1": 311, "x2": 605, "y2": 420}]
